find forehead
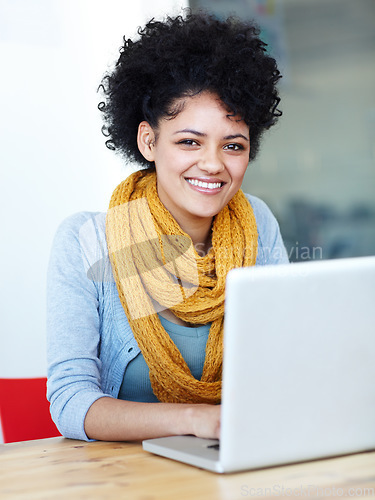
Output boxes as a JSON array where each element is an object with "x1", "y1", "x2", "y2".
[{"x1": 160, "y1": 92, "x2": 249, "y2": 134}]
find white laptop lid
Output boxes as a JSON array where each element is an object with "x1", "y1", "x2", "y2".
[
  {"x1": 143, "y1": 256, "x2": 375, "y2": 473},
  {"x1": 220, "y1": 256, "x2": 375, "y2": 472}
]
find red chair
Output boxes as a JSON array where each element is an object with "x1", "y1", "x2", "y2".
[{"x1": 0, "y1": 377, "x2": 60, "y2": 443}]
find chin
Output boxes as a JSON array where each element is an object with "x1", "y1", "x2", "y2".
[{"x1": 191, "y1": 208, "x2": 222, "y2": 220}]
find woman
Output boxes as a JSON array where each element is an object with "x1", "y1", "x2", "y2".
[{"x1": 47, "y1": 12, "x2": 288, "y2": 442}]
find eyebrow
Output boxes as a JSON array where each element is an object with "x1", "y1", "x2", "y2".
[{"x1": 173, "y1": 129, "x2": 249, "y2": 142}]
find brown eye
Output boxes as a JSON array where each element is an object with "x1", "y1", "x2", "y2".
[
  {"x1": 178, "y1": 139, "x2": 199, "y2": 146},
  {"x1": 224, "y1": 143, "x2": 244, "y2": 151}
]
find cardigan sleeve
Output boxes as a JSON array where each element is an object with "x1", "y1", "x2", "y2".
[{"x1": 46, "y1": 212, "x2": 113, "y2": 441}]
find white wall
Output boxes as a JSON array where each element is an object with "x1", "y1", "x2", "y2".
[{"x1": 0, "y1": 0, "x2": 187, "y2": 378}]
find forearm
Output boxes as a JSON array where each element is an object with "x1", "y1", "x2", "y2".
[{"x1": 84, "y1": 397, "x2": 220, "y2": 441}]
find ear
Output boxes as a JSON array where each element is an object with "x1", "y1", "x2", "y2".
[{"x1": 137, "y1": 121, "x2": 156, "y2": 162}]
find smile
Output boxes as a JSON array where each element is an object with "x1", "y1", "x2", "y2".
[{"x1": 186, "y1": 179, "x2": 223, "y2": 190}]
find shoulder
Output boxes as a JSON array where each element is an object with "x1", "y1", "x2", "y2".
[
  {"x1": 245, "y1": 194, "x2": 281, "y2": 243},
  {"x1": 49, "y1": 211, "x2": 109, "y2": 277},
  {"x1": 54, "y1": 211, "x2": 106, "y2": 240},
  {"x1": 244, "y1": 193, "x2": 289, "y2": 265},
  {"x1": 52, "y1": 212, "x2": 106, "y2": 253},
  {"x1": 245, "y1": 194, "x2": 276, "y2": 226}
]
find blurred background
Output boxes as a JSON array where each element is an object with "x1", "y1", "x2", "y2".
[
  {"x1": 0, "y1": 0, "x2": 374, "y2": 379},
  {"x1": 191, "y1": 0, "x2": 375, "y2": 262}
]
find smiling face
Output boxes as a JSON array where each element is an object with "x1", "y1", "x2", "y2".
[{"x1": 137, "y1": 91, "x2": 250, "y2": 237}]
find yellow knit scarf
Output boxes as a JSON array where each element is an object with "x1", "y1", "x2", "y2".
[{"x1": 106, "y1": 170, "x2": 258, "y2": 404}]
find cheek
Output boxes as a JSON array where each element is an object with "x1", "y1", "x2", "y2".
[
  {"x1": 168, "y1": 152, "x2": 196, "y2": 174},
  {"x1": 230, "y1": 160, "x2": 249, "y2": 183},
  {"x1": 154, "y1": 148, "x2": 190, "y2": 173}
]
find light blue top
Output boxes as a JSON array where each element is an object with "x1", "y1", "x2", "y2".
[
  {"x1": 119, "y1": 315, "x2": 210, "y2": 403},
  {"x1": 46, "y1": 194, "x2": 289, "y2": 441}
]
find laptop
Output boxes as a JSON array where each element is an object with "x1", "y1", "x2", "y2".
[{"x1": 143, "y1": 256, "x2": 375, "y2": 473}]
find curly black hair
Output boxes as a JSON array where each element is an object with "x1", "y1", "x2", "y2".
[{"x1": 99, "y1": 11, "x2": 282, "y2": 167}]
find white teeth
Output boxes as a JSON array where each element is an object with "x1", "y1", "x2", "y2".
[{"x1": 187, "y1": 179, "x2": 222, "y2": 189}]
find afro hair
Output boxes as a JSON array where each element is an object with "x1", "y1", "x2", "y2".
[{"x1": 99, "y1": 11, "x2": 282, "y2": 167}]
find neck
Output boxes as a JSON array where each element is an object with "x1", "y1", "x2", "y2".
[{"x1": 178, "y1": 216, "x2": 213, "y2": 256}]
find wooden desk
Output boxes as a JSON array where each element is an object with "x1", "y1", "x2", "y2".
[{"x1": 1, "y1": 438, "x2": 374, "y2": 499}]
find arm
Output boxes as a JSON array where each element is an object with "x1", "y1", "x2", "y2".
[
  {"x1": 47, "y1": 212, "x2": 220, "y2": 441},
  {"x1": 47, "y1": 212, "x2": 107, "y2": 440},
  {"x1": 84, "y1": 398, "x2": 221, "y2": 441}
]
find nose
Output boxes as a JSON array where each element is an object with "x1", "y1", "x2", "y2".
[{"x1": 199, "y1": 147, "x2": 224, "y2": 174}]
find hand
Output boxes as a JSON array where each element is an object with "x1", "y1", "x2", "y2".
[{"x1": 185, "y1": 404, "x2": 221, "y2": 439}]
